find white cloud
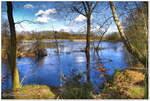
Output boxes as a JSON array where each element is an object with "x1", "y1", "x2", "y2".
[
  {"x1": 35, "y1": 10, "x2": 44, "y2": 17},
  {"x1": 61, "y1": 26, "x2": 70, "y2": 31},
  {"x1": 35, "y1": 9, "x2": 56, "y2": 17},
  {"x1": 74, "y1": 14, "x2": 93, "y2": 22},
  {"x1": 24, "y1": 4, "x2": 34, "y2": 9},
  {"x1": 74, "y1": 14, "x2": 86, "y2": 22},
  {"x1": 59, "y1": 26, "x2": 73, "y2": 32},
  {"x1": 107, "y1": 26, "x2": 118, "y2": 34},
  {"x1": 35, "y1": 9, "x2": 57, "y2": 23},
  {"x1": 15, "y1": 22, "x2": 34, "y2": 32},
  {"x1": 36, "y1": 15, "x2": 55, "y2": 24},
  {"x1": 36, "y1": 16, "x2": 50, "y2": 23}
]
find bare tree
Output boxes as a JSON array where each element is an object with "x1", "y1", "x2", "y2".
[
  {"x1": 71, "y1": 2, "x2": 99, "y2": 82},
  {"x1": 94, "y1": 17, "x2": 112, "y2": 50},
  {"x1": 7, "y1": 2, "x2": 20, "y2": 89}
]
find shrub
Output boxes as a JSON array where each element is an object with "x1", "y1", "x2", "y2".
[{"x1": 60, "y1": 69, "x2": 94, "y2": 99}]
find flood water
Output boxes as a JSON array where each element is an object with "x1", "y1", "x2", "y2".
[{"x1": 2, "y1": 40, "x2": 130, "y2": 93}]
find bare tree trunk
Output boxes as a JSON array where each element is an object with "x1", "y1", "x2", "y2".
[
  {"x1": 71, "y1": 2, "x2": 98, "y2": 83},
  {"x1": 7, "y1": 2, "x2": 20, "y2": 89},
  {"x1": 85, "y1": 15, "x2": 91, "y2": 82}
]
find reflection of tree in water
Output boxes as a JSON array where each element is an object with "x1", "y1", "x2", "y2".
[
  {"x1": 91, "y1": 42, "x2": 114, "y2": 92},
  {"x1": 2, "y1": 63, "x2": 12, "y2": 90},
  {"x1": 122, "y1": 47, "x2": 136, "y2": 67},
  {"x1": 53, "y1": 31, "x2": 63, "y2": 87}
]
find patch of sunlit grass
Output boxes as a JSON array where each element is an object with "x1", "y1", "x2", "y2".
[{"x1": 2, "y1": 85, "x2": 56, "y2": 99}]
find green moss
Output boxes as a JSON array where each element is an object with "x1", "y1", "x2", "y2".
[
  {"x1": 128, "y1": 86, "x2": 144, "y2": 98},
  {"x1": 114, "y1": 71, "x2": 121, "y2": 77}
]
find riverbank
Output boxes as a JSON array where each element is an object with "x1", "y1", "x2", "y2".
[
  {"x1": 2, "y1": 85, "x2": 58, "y2": 99},
  {"x1": 94, "y1": 65, "x2": 146, "y2": 99},
  {"x1": 2, "y1": 65, "x2": 146, "y2": 99}
]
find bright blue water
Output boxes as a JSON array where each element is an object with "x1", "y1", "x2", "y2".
[{"x1": 2, "y1": 41, "x2": 130, "y2": 92}]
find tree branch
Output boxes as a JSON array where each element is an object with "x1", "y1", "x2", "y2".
[
  {"x1": 85, "y1": 2, "x2": 91, "y2": 13},
  {"x1": 15, "y1": 20, "x2": 36, "y2": 24},
  {"x1": 81, "y1": 2, "x2": 88, "y2": 16},
  {"x1": 72, "y1": 7, "x2": 86, "y2": 16},
  {"x1": 91, "y1": 2, "x2": 99, "y2": 13},
  {"x1": 96, "y1": 16, "x2": 113, "y2": 29}
]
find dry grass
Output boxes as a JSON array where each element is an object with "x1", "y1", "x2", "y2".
[
  {"x1": 97, "y1": 66, "x2": 145, "y2": 99},
  {"x1": 2, "y1": 85, "x2": 56, "y2": 99}
]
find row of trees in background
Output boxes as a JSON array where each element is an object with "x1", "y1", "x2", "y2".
[
  {"x1": 2, "y1": 29, "x2": 121, "y2": 43},
  {"x1": 16, "y1": 31, "x2": 102, "y2": 41}
]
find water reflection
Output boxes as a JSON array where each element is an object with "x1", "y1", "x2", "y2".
[
  {"x1": 75, "y1": 55, "x2": 85, "y2": 63},
  {"x1": 2, "y1": 41, "x2": 129, "y2": 91}
]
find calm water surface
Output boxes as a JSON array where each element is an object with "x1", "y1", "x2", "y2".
[{"x1": 2, "y1": 40, "x2": 130, "y2": 92}]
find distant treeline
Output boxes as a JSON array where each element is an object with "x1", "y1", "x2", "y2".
[
  {"x1": 17, "y1": 31, "x2": 99, "y2": 41},
  {"x1": 103, "y1": 32, "x2": 121, "y2": 42},
  {"x1": 16, "y1": 31, "x2": 93, "y2": 41},
  {"x1": 15, "y1": 31, "x2": 121, "y2": 42}
]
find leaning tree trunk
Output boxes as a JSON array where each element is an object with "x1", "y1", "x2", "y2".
[
  {"x1": 109, "y1": 1, "x2": 146, "y2": 66},
  {"x1": 85, "y1": 15, "x2": 91, "y2": 83},
  {"x1": 7, "y1": 2, "x2": 20, "y2": 89},
  {"x1": 109, "y1": 1, "x2": 148, "y2": 98}
]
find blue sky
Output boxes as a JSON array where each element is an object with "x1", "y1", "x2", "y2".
[{"x1": 2, "y1": 1, "x2": 118, "y2": 34}]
